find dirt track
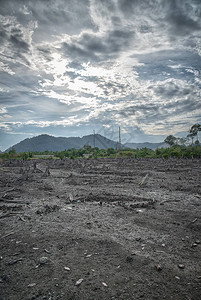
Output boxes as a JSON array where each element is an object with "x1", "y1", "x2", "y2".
[{"x1": 0, "y1": 158, "x2": 201, "y2": 300}]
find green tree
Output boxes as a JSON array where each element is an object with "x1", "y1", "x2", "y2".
[
  {"x1": 83, "y1": 145, "x2": 93, "y2": 152},
  {"x1": 107, "y1": 148, "x2": 115, "y2": 155},
  {"x1": 8, "y1": 148, "x2": 16, "y2": 155},
  {"x1": 164, "y1": 135, "x2": 177, "y2": 146},
  {"x1": 190, "y1": 124, "x2": 201, "y2": 143}
]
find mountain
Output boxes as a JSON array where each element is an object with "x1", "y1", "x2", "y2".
[
  {"x1": 6, "y1": 134, "x2": 167, "y2": 153},
  {"x1": 124, "y1": 142, "x2": 167, "y2": 150},
  {"x1": 6, "y1": 134, "x2": 118, "y2": 152}
]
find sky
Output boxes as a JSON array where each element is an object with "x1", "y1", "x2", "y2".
[{"x1": 0, "y1": 0, "x2": 201, "y2": 150}]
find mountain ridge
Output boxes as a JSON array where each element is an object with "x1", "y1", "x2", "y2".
[{"x1": 6, "y1": 134, "x2": 167, "y2": 152}]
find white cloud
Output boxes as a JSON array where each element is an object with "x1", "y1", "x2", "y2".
[
  {"x1": 0, "y1": 107, "x2": 8, "y2": 114},
  {"x1": 0, "y1": 61, "x2": 15, "y2": 75}
]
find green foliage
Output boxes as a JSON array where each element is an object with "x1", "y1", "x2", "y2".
[
  {"x1": 1, "y1": 145, "x2": 201, "y2": 161},
  {"x1": 138, "y1": 147, "x2": 154, "y2": 158},
  {"x1": 190, "y1": 124, "x2": 201, "y2": 135},
  {"x1": 188, "y1": 123, "x2": 201, "y2": 144},
  {"x1": 107, "y1": 148, "x2": 116, "y2": 155},
  {"x1": 8, "y1": 148, "x2": 16, "y2": 155},
  {"x1": 164, "y1": 135, "x2": 177, "y2": 146},
  {"x1": 83, "y1": 145, "x2": 93, "y2": 152},
  {"x1": 1, "y1": 125, "x2": 201, "y2": 161}
]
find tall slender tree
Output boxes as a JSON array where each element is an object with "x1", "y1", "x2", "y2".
[{"x1": 190, "y1": 124, "x2": 201, "y2": 142}]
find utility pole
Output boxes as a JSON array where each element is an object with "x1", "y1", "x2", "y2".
[
  {"x1": 115, "y1": 142, "x2": 118, "y2": 159},
  {"x1": 93, "y1": 130, "x2": 96, "y2": 158},
  {"x1": 118, "y1": 126, "x2": 121, "y2": 158},
  {"x1": 93, "y1": 130, "x2": 95, "y2": 148}
]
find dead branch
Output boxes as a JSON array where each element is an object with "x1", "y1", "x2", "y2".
[{"x1": 0, "y1": 232, "x2": 15, "y2": 239}]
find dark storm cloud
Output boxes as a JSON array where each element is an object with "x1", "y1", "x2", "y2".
[
  {"x1": 118, "y1": 0, "x2": 201, "y2": 41},
  {"x1": 0, "y1": 23, "x2": 29, "y2": 52},
  {"x1": 153, "y1": 82, "x2": 191, "y2": 98},
  {"x1": 166, "y1": 0, "x2": 201, "y2": 36},
  {"x1": 0, "y1": 27, "x2": 7, "y2": 43},
  {"x1": 0, "y1": 0, "x2": 95, "y2": 38},
  {"x1": 10, "y1": 34, "x2": 29, "y2": 51},
  {"x1": 62, "y1": 29, "x2": 135, "y2": 62},
  {"x1": 134, "y1": 50, "x2": 201, "y2": 83},
  {"x1": 118, "y1": 0, "x2": 147, "y2": 15},
  {"x1": 0, "y1": 16, "x2": 32, "y2": 70},
  {"x1": 117, "y1": 97, "x2": 201, "y2": 127},
  {"x1": 62, "y1": 42, "x2": 99, "y2": 62},
  {"x1": 0, "y1": 16, "x2": 29, "y2": 51},
  {"x1": 37, "y1": 47, "x2": 51, "y2": 54},
  {"x1": 134, "y1": 50, "x2": 201, "y2": 67},
  {"x1": 118, "y1": 103, "x2": 160, "y2": 122},
  {"x1": 163, "y1": 98, "x2": 201, "y2": 112}
]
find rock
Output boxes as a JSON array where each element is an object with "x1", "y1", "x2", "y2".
[
  {"x1": 86, "y1": 254, "x2": 92, "y2": 258},
  {"x1": 28, "y1": 283, "x2": 36, "y2": 287},
  {"x1": 102, "y1": 282, "x2": 108, "y2": 287},
  {"x1": 39, "y1": 257, "x2": 49, "y2": 264},
  {"x1": 126, "y1": 256, "x2": 133, "y2": 263},
  {"x1": 178, "y1": 264, "x2": 185, "y2": 269},
  {"x1": 75, "y1": 278, "x2": 83, "y2": 286},
  {"x1": 139, "y1": 173, "x2": 149, "y2": 186},
  {"x1": 155, "y1": 265, "x2": 162, "y2": 271}
]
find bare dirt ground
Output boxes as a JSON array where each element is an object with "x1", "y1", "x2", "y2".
[{"x1": 0, "y1": 158, "x2": 201, "y2": 300}]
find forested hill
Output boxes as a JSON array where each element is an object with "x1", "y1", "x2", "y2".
[
  {"x1": 6, "y1": 134, "x2": 118, "y2": 152},
  {"x1": 6, "y1": 134, "x2": 166, "y2": 153}
]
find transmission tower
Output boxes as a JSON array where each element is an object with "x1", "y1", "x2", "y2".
[
  {"x1": 93, "y1": 130, "x2": 95, "y2": 148},
  {"x1": 118, "y1": 126, "x2": 121, "y2": 158}
]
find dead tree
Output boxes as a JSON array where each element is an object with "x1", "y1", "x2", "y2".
[{"x1": 42, "y1": 166, "x2": 51, "y2": 177}]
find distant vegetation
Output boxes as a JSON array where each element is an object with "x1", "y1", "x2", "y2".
[
  {"x1": 1, "y1": 124, "x2": 200, "y2": 160},
  {"x1": 164, "y1": 124, "x2": 201, "y2": 147},
  {"x1": 0, "y1": 144, "x2": 201, "y2": 160}
]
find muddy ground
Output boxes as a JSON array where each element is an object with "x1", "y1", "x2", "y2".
[{"x1": 0, "y1": 158, "x2": 201, "y2": 300}]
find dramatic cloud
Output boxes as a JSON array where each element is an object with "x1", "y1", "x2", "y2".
[{"x1": 0, "y1": 0, "x2": 201, "y2": 150}]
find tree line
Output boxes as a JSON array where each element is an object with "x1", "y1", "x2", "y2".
[
  {"x1": 0, "y1": 124, "x2": 201, "y2": 160},
  {"x1": 164, "y1": 124, "x2": 201, "y2": 146}
]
